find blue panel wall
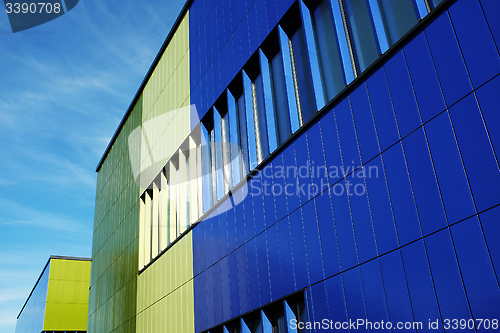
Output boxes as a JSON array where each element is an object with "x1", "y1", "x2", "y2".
[{"x1": 191, "y1": 0, "x2": 500, "y2": 332}]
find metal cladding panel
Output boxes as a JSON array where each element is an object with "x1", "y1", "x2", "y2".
[
  {"x1": 449, "y1": 94, "x2": 500, "y2": 212},
  {"x1": 449, "y1": 0, "x2": 500, "y2": 88},
  {"x1": 136, "y1": 232, "x2": 194, "y2": 333},
  {"x1": 43, "y1": 259, "x2": 91, "y2": 332},
  {"x1": 89, "y1": 95, "x2": 142, "y2": 333},
  {"x1": 425, "y1": 11, "x2": 473, "y2": 107}
]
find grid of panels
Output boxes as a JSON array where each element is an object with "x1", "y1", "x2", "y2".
[
  {"x1": 192, "y1": 0, "x2": 500, "y2": 331},
  {"x1": 89, "y1": 97, "x2": 143, "y2": 333}
]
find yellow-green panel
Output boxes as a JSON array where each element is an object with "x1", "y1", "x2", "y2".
[
  {"x1": 136, "y1": 231, "x2": 193, "y2": 333},
  {"x1": 91, "y1": 7, "x2": 190, "y2": 333},
  {"x1": 138, "y1": 12, "x2": 191, "y2": 191},
  {"x1": 43, "y1": 259, "x2": 91, "y2": 332}
]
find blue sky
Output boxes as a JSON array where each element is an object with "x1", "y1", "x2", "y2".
[{"x1": 0, "y1": 0, "x2": 185, "y2": 331}]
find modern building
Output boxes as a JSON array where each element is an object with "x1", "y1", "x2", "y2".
[
  {"x1": 89, "y1": 0, "x2": 500, "y2": 332},
  {"x1": 15, "y1": 256, "x2": 91, "y2": 333}
]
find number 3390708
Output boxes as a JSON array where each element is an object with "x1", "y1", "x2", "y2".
[{"x1": 5, "y1": 3, "x2": 61, "y2": 14}]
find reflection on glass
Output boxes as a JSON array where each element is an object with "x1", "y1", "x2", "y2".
[
  {"x1": 227, "y1": 90, "x2": 242, "y2": 187},
  {"x1": 414, "y1": 0, "x2": 429, "y2": 19},
  {"x1": 299, "y1": 0, "x2": 326, "y2": 111},
  {"x1": 253, "y1": 73, "x2": 270, "y2": 162},
  {"x1": 185, "y1": 151, "x2": 190, "y2": 227},
  {"x1": 237, "y1": 91, "x2": 249, "y2": 176},
  {"x1": 430, "y1": 0, "x2": 443, "y2": 9},
  {"x1": 343, "y1": 0, "x2": 380, "y2": 72},
  {"x1": 222, "y1": 108, "x2": 232, "y2": 192},
  {"x1": 243, "y1": 70, "x2": 258, "y2": 171},
  {"x1": 270, "y1": 49, "x2": 293, "y2": 144},
  {"x1": 259, "y1": 49, "x2": 279, "y2": 153},
  {"x1": 278, "y1": 26, "x2": 300, "y2": 134},
  {"x1": 329, "y1": 0, "x2": 356, "y2": 83},
  {"x1": 214, "y1": 107, "x2": 225, "y2": 200},
  {"x1": 209, "y1": 126, "x2": 217, "y2": 204},
  {"x1": 290, "y1": 25, "x2": 316, "y2": 124},
  {"x1": 201, "y1": 124, "x2": 213, "y2": 212},
  {"x1": 313, "y1": 0, "x2": 347, "y2": 101},
  {"x1": 376, "y1": 0, "x2": 418, "y2": 47}
]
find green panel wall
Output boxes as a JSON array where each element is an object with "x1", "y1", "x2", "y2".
[
  {"x1": 43, "y1": 259, "x2": 91, "y2": 331},
  {"x1": 138, "y1": 12, "x2": 191, "y2": 190},
  {"x1": 89, "y1": 97, "x2": 143, "y2": 333},
  {"x1": 89, "y1": 9, "x2": 190, "y2": 333},
  {"x1": 136, "y1": 232, "x2": 194, "y2": 332}
]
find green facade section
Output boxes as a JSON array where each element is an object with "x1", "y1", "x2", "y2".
[
  {"x1": 43, "y1": 258, "x2": 91, "y2": 331},
  {"x1": 136, "y1": 232, "x2": 194, "y2": 332},
  {"x1": 90, "y1": 10, "x2": 191, "y2": 333},
  {"x1": 89, "y1": 97, "x2": 143, "y2": 333}
]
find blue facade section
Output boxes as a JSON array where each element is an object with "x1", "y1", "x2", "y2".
[{"x1": 191, "y1": 0, "x2": 500, "y2": 332}]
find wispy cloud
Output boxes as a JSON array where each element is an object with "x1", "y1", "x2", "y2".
[{"x1": 0, "y1": 197, "x2": 89, "y2": 233}]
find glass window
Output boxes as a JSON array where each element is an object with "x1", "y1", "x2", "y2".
[
  {"x1": 175, "y1": 160, "x2": 181, "y2": 237},
  {"x1": 429, "y1": 0, "x2": 443, "y2": 9},
  {"x1": 312, "y1": 0, "x2": 347, "y2": 101},
  {"x1": 214, "y1": 107, "x2": 225, "y2": 200},
  {"x1": 270, "y1": 49, "x2": 294, "y2": 144},
  {"x1": 342, "y1": 0, "x2": 380, "y2": 72},
  {"x1": 289, "y1": 25, "x2": 316, "y2": 125},
  {"x1": 376, "y1": 0, "x2": 419, "y2": 46},
  {"x1": 243, "y1": 71, "x2": 259, "y2": 171},
  {"x1": 201, "y1": 124, "x2": 213, "y2": 212},
  {"x1": 278, "y1": 26, "x2": 301, "y2": 134},
  {"x1": 221, "y1": 105, "x2": 234, "y2": 191},
  {"x1": 259, "y1": 50, "x2": 279, "y2": 154},
  {"x1": 236, "y1": 91, "x2": 250, "y2": 176},
  {"x1": 160, "y1": 170, "x2": 171, "y2": 247},
  {"x1": 252, "y1": 72, "x2": 270, "y2": 162},
  {"x1": 209, "y1": 126, "x2": 217, "y2": 204},
  {"x1": 185, "y1": 149, "x2": 190, "y2": 227},
  {"x1": 227, "y1": 90, "x2": 242, "y2": 187}
]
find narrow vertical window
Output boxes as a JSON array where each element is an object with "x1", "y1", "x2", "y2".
[
  {"x1": 252, "y1": 72, "x2": 270, "y2": 162},
  {"x1": 289, "y1": 25, "x2": 316, "y2": 125},
  {"x1": 227, "y1": 89, "x2": 242, "y2": 187},
  {"x1": 189, "y1": 134, "x2": 200, "y2": 225},
  {"x1": 236, "y1": 90, "x2": 249, "y2": 176},
  {"x1": 270, "y1": 48, "x2": 293, "y2": 143},
  {"x1": 196, "y1": 129, "x2": 204, "y2": 215},
  {"x1": 214, "y1": 106, "x2": 225, "y2": 200},
  {"x1": 259, "y1": 49, "x2": 279, "y2": 154},
  {"x1": 278, "y1": 26, "x2": 301, "y2": 134},
  {"x1": 175, "y1": 160, "x2": 181, "y2": 237},
  {"x1": 152, "y1": 180, "x2": 159, "y2": 257},
  {"x1": 139, "y1": 194, "x2": 146, "y2": 269},
  {"x1": 312, "y1": 0, "x2": 347, "y2": 101},
  {"x1": 243, "y1": 70, "x2": 259, "y2": 171},
  {"x1": 342, "y1": 0, "x2": 380, "y2": 72},
  {"x1": 185, "y1": 148, "x2": 190, "y2": 228},
  {"x1": 201, "y1": 123, "x2": 213, "y2": 212},
  {"x1": 375, "y1": 0, "x2": 419, "y2": 47},
  {"x1": 429, "y1": 0, "x2": 443, "y2": 9},
  {"x1": 160, "y1": 170, "x2": 169, "y2": 249},
  {"x1": 167, "y1": 161, "x2": 178, "y2": 243},
  {"x1": 221, "y1": 105, "x2": 233, "y2": 191}
]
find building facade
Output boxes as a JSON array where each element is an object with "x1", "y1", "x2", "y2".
[
  {"x1": 89, "y1": 0, "x2": 500, "y2": 331},
  {"x1": 15, "y1": 256, "x2": 91, "y2": 333}
]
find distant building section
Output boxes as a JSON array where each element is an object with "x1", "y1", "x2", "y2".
[{"x1": 15, "y1": 256, "x2": 91, "y2": 333}]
